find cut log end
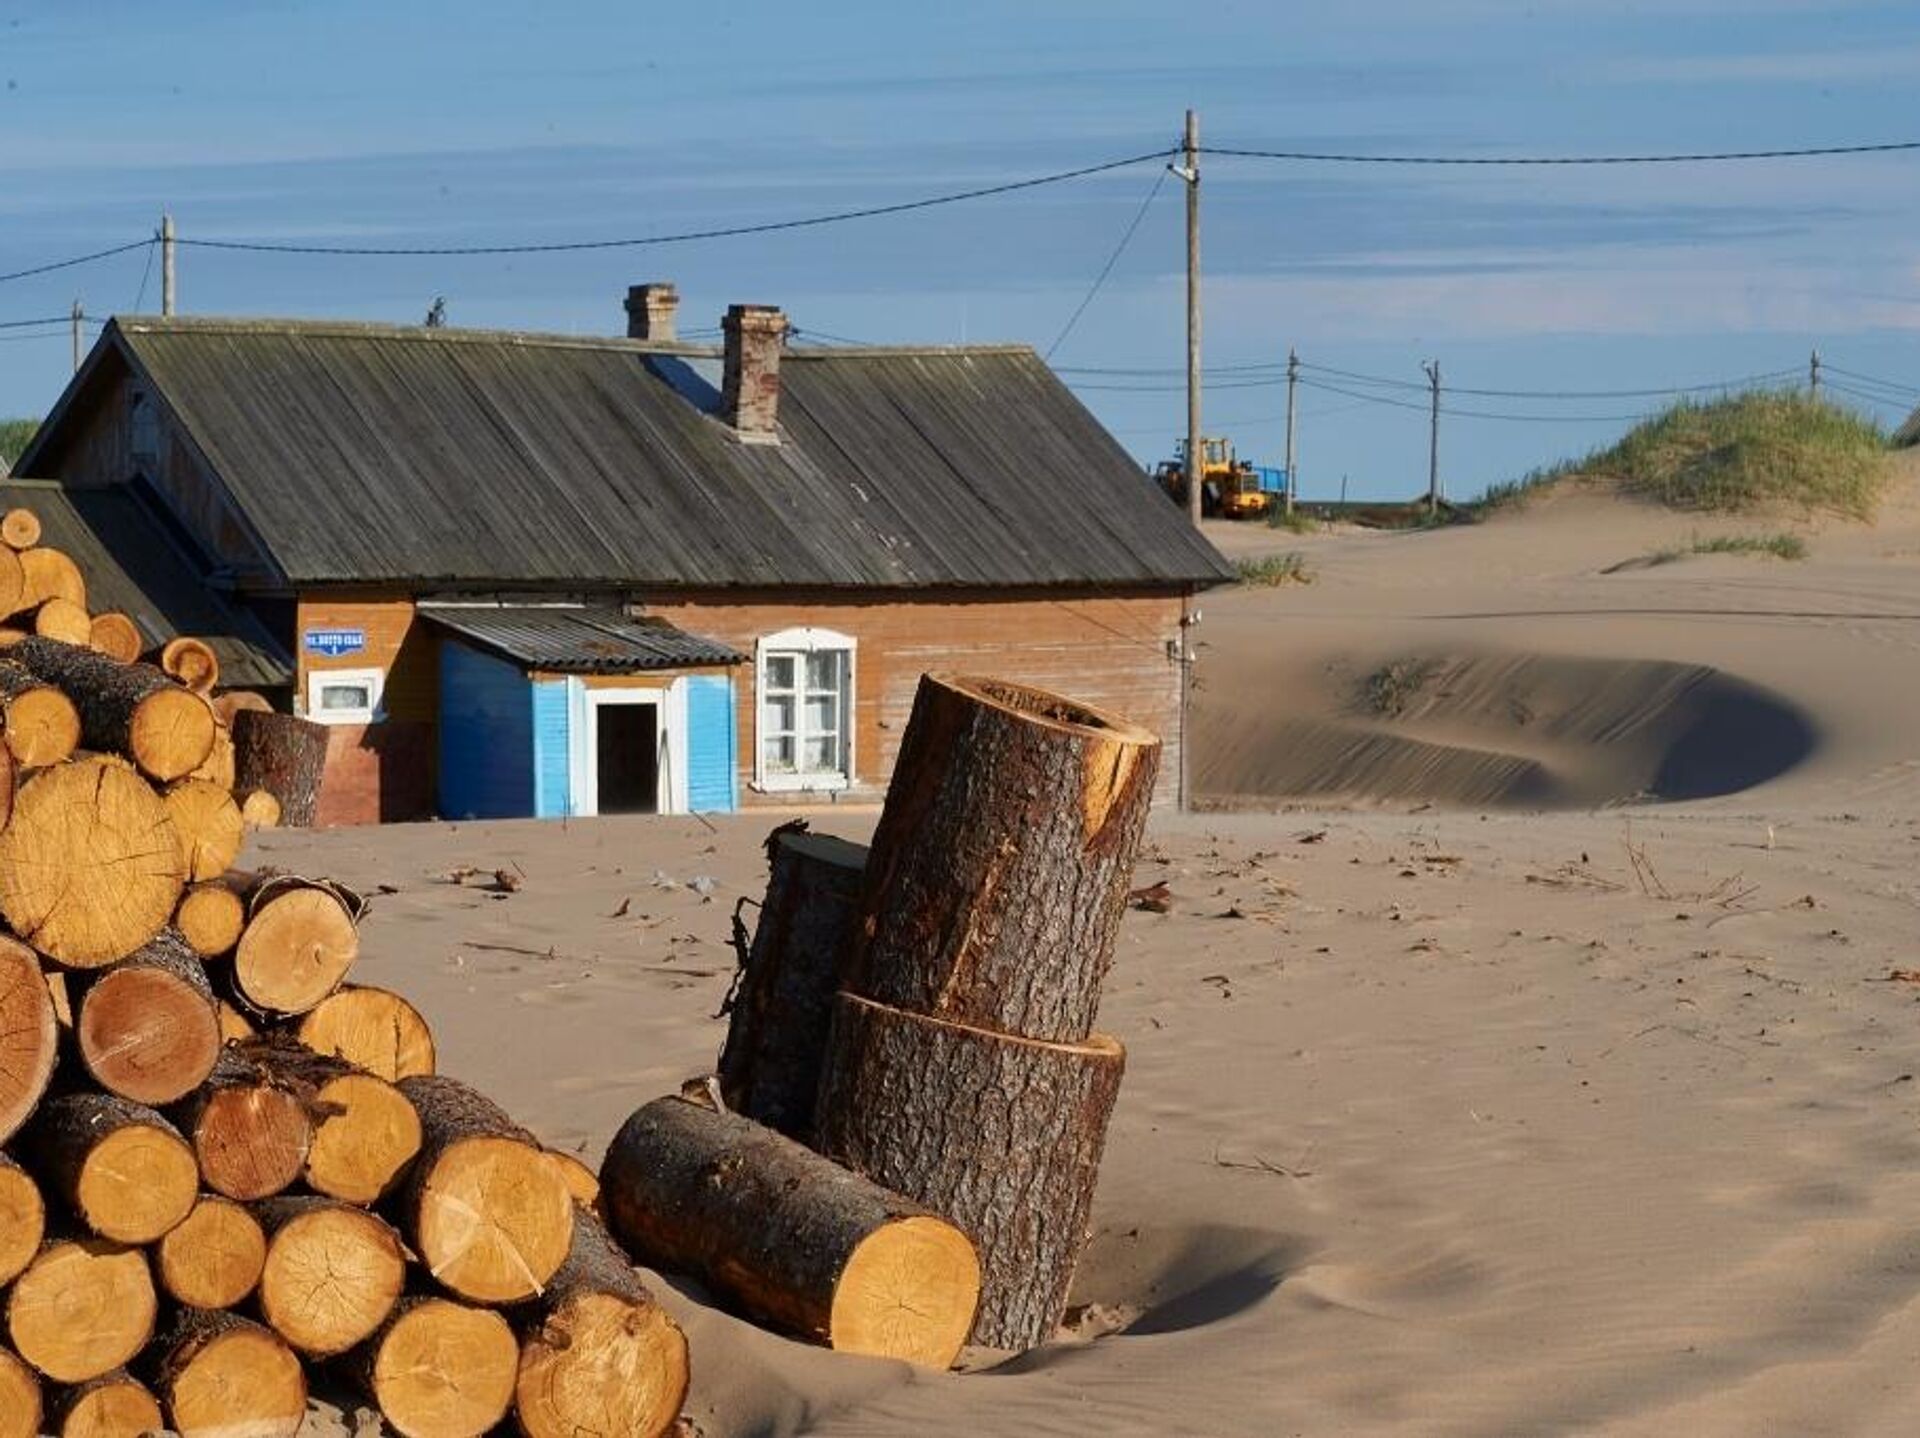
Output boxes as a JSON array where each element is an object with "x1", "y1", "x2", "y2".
[
  {"x1": 0, "y1": 1157, "x2": 45, "y2": 1286},
  {"x1": 364, "y1": 1299, "x2": 517, "y2": 1438},
  {"x1": 0, "y1": 680, "x2": 79, "y2": 768},
  {"x1": 0, "y1": 936, "x2": 58, "y2": 1143},
  {"x1": 515, "y1": 1291, "x2": 690, "y2": 1438},
  {"x1": 176, "y1": 882, "x2": 246, "y2": 958},
  {"x1": 163, "y1": 779, "x2": 244, "y2": 882},
  {"x1": 129, "y1": 686, "x2": 216, "y2": 782},
  {"x1": 239, "y1": 788, "x2": 282, "y2": 828},
  {"x1": 159, "y1": 637, "x2": 220, "y2": 696},
  {"x1": 188, "y1": 1081, "x2": 312, "y2": 1202},
  {"x1": 306, "y1": 1070, "x2": 423, "y2": 1205},
  {"x1": 259, "y1": 1202, "x2": 406, "y2": 1356},
  {"x1": 831, "y1": 1215, "x2": 981, "y2": 1368},
  {"x1": 0, "y1": 507, "x2": 41, "y2": 551},
  {"x1": 18, "y1": 548, "x2": 84, "y2": 610},
  {"x1": 155, "y1": 1315, "x2": 306, "y2": 1438},
  {"x1": 33, "y1": 597, "x2": 92, "y2": 646},
  {"x1": 0, "y1": 758, "x2": 185, "y2": 969},
  {"x1": 75, "y1": 943, "x2": 221, "y2": 1106},
  {"x1": 296, "y1": 985, "x2": 435, "y2": 1080},
  {"x1": 0, "y1": 1347, "x2": 40, "y2": 1438},
  {"x1": 75, "y1": 1120, "x2": 200, "y2": 1244},
  {"x1": 415, "y1": 1135, "x2": 574, "y2": 1304},
  {"x1": 86, "y1": 612, "x2": 144, "y2": 664},
  {"x1": 50, "y1": 1373, "x2": 163, "y2": 1438},
  {"x1": 233, "y1": 886, "x2": 359, "y2": 1016},
  {"x1": 156, "y1": 1195, "x2": 268, "y2": 1310},
  {"x1": 5, "y1": 1239, "x2": 156, "y2": 1384}
]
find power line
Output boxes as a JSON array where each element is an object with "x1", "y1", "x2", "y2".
[
  {"x1": 1045, "y1": 165, "x2": 1168, "y2": 360},
  {"x1": 131, "y1": 234, "x2": 159, "y2": 314},
  {"x1": 1297, "y1": 358, "x2": 1803, "y2": 400},
  {"x1": 172, "y1": 149, "x2": 1176, "y2": 259},
  {"x1": 0, "y1": 238, "x2": 153, "y2": 287},
  {"x1": 1203, "y1": 139, "x2": 1920, "y2": 166},
  {"x1": 1822, "y1": 363, "x2": 1918, "y2": 397},
  {"x1": 0, "y1": 316, "x2": 72, "y2": 331},
  {"x1": 1297, "y1": 376, "x2": 1654, "y2": 423}
]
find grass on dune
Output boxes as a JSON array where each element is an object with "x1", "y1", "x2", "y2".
[{"x1": 1236, "y1": 552, "x2": 1312, "y2": 587}]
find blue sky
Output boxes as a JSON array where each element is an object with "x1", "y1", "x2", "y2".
[{"x1": 0, "y1": 0, "x2": 1916, "y2": 498}]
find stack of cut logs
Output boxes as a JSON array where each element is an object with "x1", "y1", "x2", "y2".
[
  {"x1": 604, "y1": 673, "x2": 1159, "y2": 1362},
  {"x1": 0, "y1": 506, "x2": 689, "y2": 1438}
]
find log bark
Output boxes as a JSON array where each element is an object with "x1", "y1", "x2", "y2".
[
  {"x1": 231, "y1": 709, "x2": 327, "y2": 827},
  {"x1": 85, "y1": 612, "x2": 143, "y2": 665},
  {"x1": 169, "y1": 1045, "x2": 314, "y2": 1201},
  {"x1": 154, "y1": 1194, "x2": 267, "y2": 1311},
  {"x1": 159, "y1": 637, "x2": 219, "y2": 695},
  {"x1": 175, "y1": 881, "x2": 246, "y2": 958},
  {"x1": 396, "y1": 1074, "x2": 574, "y2": 1306},
  {"x1": 46, "y1": 1371, "x2": 164, "y2": 1438},
  {"x1": 4, "y1": 1238, "x2": 156, "y2": 1383},
  {"x1": 0, "y1": 660, "x2": 79, "y2": 767},
  {"x1": 25, "y1": 1093, "x2": 199, "y2": 1244},
  {"x1": 601, "y1": 1095, "x2": 978, "y2": 1368},
  {"x1": 716, "y1": 824, "x2": 866, "y2": 1138},
  {"x1": 0, "y1": 934, "x2": 57, "y2": 1144},
  {"x1": 144, "y1": 1309, "x2": 306, "y2": 1438},
  {"x1": 11, "y1": 638, "x2": 214, "y2": 781},
  {"x1": 254, "y1": 1196, "x2": 406, "y2": 1357},
  {"x1": 163, "y1": 778, "x2": 244, "y2": 881},
  {"x1": 18, "y1": 548, "x2": 84, "y2": 611},
  {"x1": 228, "y1": 1037, "x2": 422, "y2": 1204},
  {"x1": 294, "y1": 984, "x2": 436, "y2": 1080},
  {"x1": 0, "y1": 756, "x2": 185, "y2": 968},
  {"x1": 0, "y1": 1152, "x2": 45, "y2": 1287},
  {"x1": 512, "y1": 1207, "x2": 691, "y2": 1438},
  {"x1": 847, "y1": 673, "x2": 1160, "y2": 1042},
  {"x1": 0, "y1": 1345, "x2": 40, "y2": 1438},
  {"x1": 345, "y1": 1296, "x2": 518, "y2": 1438},
  {"x1": 815, "y1": 992, "x2": 1126, "y2": 1352},
  {"x1": 72, "y1": 927, "x2": 221, "y2": 1105},
  {"x1": 230, "y1": 871, "x2": 363, "y2": 1017},
  {"x1": 33, "y1": 597, "x2": 92, "y2": 646},
  {"x1": 0, "y1": 508, "x2": 39, "y2": 550}
]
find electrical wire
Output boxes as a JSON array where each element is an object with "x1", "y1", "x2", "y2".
[
  {"x1": 1822, "y1": 363, "x2": 1918, "y2": 397},
  {"x1": 0, "y1": 316, "x2": 71, "y2": 331},
  {"x1": 172, "y1": 149, "x2": 1176, "y2": 258},
  {"x1": 1203, "y1": 140, "x2": 1920, "y2": 166},
  {"x1": 0, "y1": 238, "x2": 153, "y2": 287},
  {"x1": 1045, "y1": 165, "x2": 1168, "y2": 360},
  {"x1": 131, "y1": 235, "x2": 158, "y2": 314},
  {"x1": 1299, "y1": 358, "x2": 1804, "y2": 399},
  {"x1": 1297, "y1": 376, "x2": 1654, "y2": 423}
]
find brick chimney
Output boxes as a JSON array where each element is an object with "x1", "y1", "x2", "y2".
[
  {"x1": 721, "y1": 304, "x2": 787, "y2": 442},
  {"x1": 625, "y1": 283, "x2": 679, "y2": 341}
]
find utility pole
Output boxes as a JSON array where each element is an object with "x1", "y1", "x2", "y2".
[
  {"x1": 70, "y1": 301, "x2": 83, "y2": 372},
  {"x1": 1423, "y1": 359, "x2": 1442, "y2": 517},
  {"x1": 1284, "y1": 347, "x2": 1299, "y2": 516},
  {"x1": 1810, "y1": 347, "x2": 1821, "y2": 398},
  {"x1": 1178, "y1": 109, "x2": 1202, "y2": 529},
  {"x1": 160, "y1": 213, "x2": 176, "y2": 317}
]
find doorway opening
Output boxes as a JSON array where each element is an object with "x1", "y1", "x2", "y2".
[{"x1": 595, "y1": 702, "x2": 660, "y2": 814}]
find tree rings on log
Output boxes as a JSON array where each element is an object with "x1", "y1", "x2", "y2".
[
  {"x1": 175, "y1": 882, "x2": 245, "y2": 958},
  {"x1": 256, "y1": 1197, "x2": 406, "y2": 1357},
  {"x1": 0, "y1": 662, "x2": 79, "y2": 767},
  {"x1": 173, "y1": 1046, "x2": 314, "y2": 1201},
  {"x1": 0, "y1": 757, "x2": 184, "y2": 969},
  {"x1": 816, "y1": 992, "x2": 1126, "y2": 1352},
  {"x1": 85, "y1": 612, "x2": 143, "y2": 665},
  {"x1": 0, "y1": 508, "x2": 38, "y2": 551},
  {"x1": 602, "y1": 1095, "x2": 978, "y2": 1368},
  {"x1": 398, "y1": 1075, "x2": 574, "y2": 1305},
  {"x1": 47, "y1": 1371, "x2": 164, "y2": 1438},
  {"x1": 227, "y1": 1040, "x2": 422, "y2": 1205},
  {"x1": 231, "y1": 875, "x2": 362, "y2": 1016},
  {"x1": 350, "y1": 1297, "x2": 518, "y2": 1438},
  {"x1": 162, "y1": 779, "x2": 244, "y2": 882},
  {"x1": 0, "y1": 1346, "x2": 40, "y2": 1438},
  {"x1": 147, "y1": 1310, "x2": 306, "y2": 1438},
  {"x1": 155, "y1": 1195, "x2": 267, "y2": 1310},
  {"x1": 0, "y1": 934, "x2": 57, "y2": 1144},
  {"x1": 159, "y1": 637, "x2": 219, "y2": 696},
  {"x1": 10, "y1": 639, "x2": 214, "y2": 782},
  {"x1": 296, "y1": 985, "x2": 435, "y2": 1080},
  {"x1": 6, "y1": 1238, "x2": 156, "y2": 1383},
  {"x1": 73, "y1": 929, "x2": 221, "y2": 1106},
  {"x1": 33, "y1": 597, "x2": 92, "y2": 646},
  {"x1": 0, "y1": 1154, "x2": 45, "y2": 1286},
  {"x1": 239, "y1": 788, "x2": 282, "y2": 828},
  {"x1": 849, "y1": 673, "x2": 1160, "y2": 1043},
  {"x1": 27, "y1": 1093, "x2": 198, "y2": 1244},
  {"x1": 18, "y1": 548, "x2": 84, "y2": 611}
]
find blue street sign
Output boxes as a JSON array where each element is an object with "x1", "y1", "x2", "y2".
[{"x1": 304, "y1": 628, "x2": 367, "y2": 658}]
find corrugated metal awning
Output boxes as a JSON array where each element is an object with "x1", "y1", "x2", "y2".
[{"x1": 421, "y1": 605, "x2": 743, "y2": 674}]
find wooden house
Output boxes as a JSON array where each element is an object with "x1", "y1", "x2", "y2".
[{"x1": 8, "y1": 288, "x2": 1232, "y2": 825}]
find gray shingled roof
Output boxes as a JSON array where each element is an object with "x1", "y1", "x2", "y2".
[
  {"x1": 0, "y1": 479, "x2": 290, "y2": 686},
  {"x1": 89, "y1": 318, "x2": 1231, "y2": 592},
  {"x1": 422, "y1": 605, "x2": 742, "y2": 673}
]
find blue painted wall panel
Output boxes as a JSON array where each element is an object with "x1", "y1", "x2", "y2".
[
  {"x1": 438, "y1": 642, "x2": 534, "y2": 819},
  {"x1": 531, "y1": 679, "x2": 573, "y2": 818},
  {"x1": 686, "y1": 674, "x2": 737, "y2": 813}
]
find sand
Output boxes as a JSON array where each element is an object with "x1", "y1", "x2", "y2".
[{"x1": 283, "y1": 459, "x2": 1920, "y2": 1434}]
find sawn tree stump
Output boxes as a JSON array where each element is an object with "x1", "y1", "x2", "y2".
[
  {"x1": 847, "y1": 673, "x2": 1159, "y2": 1042},
  {"x1": 815, "y1": 991, "x2": 1126, "y2": 1352},
  {"x1": 601, "y1": 1094, "x2": 978, "y2": 1368},
  {"x1": 231, "y1": 709, "x2": 328, "y2": 827}
]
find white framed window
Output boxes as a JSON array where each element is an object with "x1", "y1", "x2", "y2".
[
  {"x1": 755, "y1": 627, "x2": 855, "y2": 791},
  {"x1": 305, "y1": 667, "x2": 385, "y2": 725}
]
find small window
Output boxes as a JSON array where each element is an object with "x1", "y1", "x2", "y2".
[
  {"x1": 129, "y1": 390, "x2": 158, "y2": 465},
  {"x1": 305, "y1": 667, "x2": 384, "y2": 725},
  {"x1": 756, "y1": 628, "x2": 854, "y2": 791}
]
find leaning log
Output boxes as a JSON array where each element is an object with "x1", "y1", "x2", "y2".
[
  {"x1": 154, "y1": 1194, "x2": 267, "y2": 1311},
  {"x1": 601, "y1": 1094, "x2": 978, "y2": 1368},
  {"x1": 5, "y1": 1238, "x2": 156, "y2": 1384},
  {"x1": 162, "y1": 778, "x2": 245, "y2": 882},
  {"x1": 0, "y1": 1345, "x2": 39, "y2": 1438},
  {"x1": 513, "y1": 1207, "x2": 691, "y2": 1438},
  {"x1": 0, "y1": 661, "x2": 79, "y2": 767},
  {"x1": 345, "y1": 1297, "x2": 519, "y2": 1438},
  {"x1": 847, "y1": 673, "x2": 1159, "y2": 1043},
  {"x1": 0, "y1": 1153, "x2": 45, "y2": 1287},
  {"x1": 10, "y1": 638, "x2": 215, "y2": 781},
  {"x1": 295, "y1": 984, "x2": 436, "y2": 1080},
  {"x1": 231, "y1": 709, "x2": 328, "y2": 827},
  {"x1": 815, "y1": 991, "x2": 1126, "y2": 1352},
  {"x1": 229, "y1": 871, "x2": 363, "y2": 1017},
  {"x1": 716, "y1": 824, "x2": 866, "y2": 1138},
  {"x1": 144, "y1": 1309, "x2": 306, "y2": 1438},
  {"x1": 71, "y1": 928, "x2": 222, "y2": 1105},
  {"x1": 169, "y1": 1045, "x2": 315, "y2": 1202},
  {"x1": 26, "y1": 1093, "x2": 199, "y2": 1244},
  {"x1": 396, "y1": 1074, "x2": 574, "y2": 1305},
  {"x1": 0, "y1": 934, "x2": 58, "y2": 1144},
  {"x1": 255, "y1": 1196, "x2": 406, "y2": 1357},
  {"x1": 46, "y1": 1371, "x2": 165, "y2": 1438}
]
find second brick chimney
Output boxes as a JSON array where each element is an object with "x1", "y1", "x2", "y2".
[
  {"x1": 721, "y1": 304, "x2": 786, "y2": 442},
  {"x1": 625, "y1": 283, "x2": 679, "y2": 341}
]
